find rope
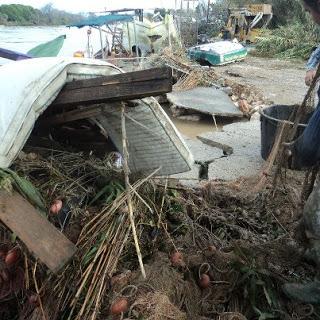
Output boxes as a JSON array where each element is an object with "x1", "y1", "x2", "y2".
[
  {"x1": 253, "y1": 64, "x2": 320, "y2": 193},
  {"x1": 273, "y1": 64, "x2": 320, "y2": 188}
]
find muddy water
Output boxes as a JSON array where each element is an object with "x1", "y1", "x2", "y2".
[
  {"x1": 171, "y1": 117, "x2": 218, "y2": 139},
  {"x1": 163, "y1": 106, "x2": 235, "y2": 139}
]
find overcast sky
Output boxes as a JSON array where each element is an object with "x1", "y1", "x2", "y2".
[{"x1": 0, "y1": 0, "x2": 201, "y2": 13}]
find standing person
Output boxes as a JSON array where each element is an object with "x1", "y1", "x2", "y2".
[
  {"x1": 283, "y1": 0, "x2": 320, "y2": 303},
  {"x1": 304, "y1": 0, "x2": 320, "y2": 86},
  {"x1": 290, "y1": 0, "x2": 320, "y2": 169},
  {"x1": 305, "y1": 45, "x2": 320, "y2": 86}
]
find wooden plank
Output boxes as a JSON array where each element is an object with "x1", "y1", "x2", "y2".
[
  {"x1": 52, "y1": 67, "x2": 172, "y2": 107},
  {"x1": 0, "y1": 191, "x2": 77, "y2": 273},
  {"x1": 197, "y1": 136, "x2": 234, "y2": 155},
  {"x1": 63, "y1": 67, "x2": 171, "y2": 90},
  {"x1": 40, "y1": 105, "x2": 105, "y2": 126}
]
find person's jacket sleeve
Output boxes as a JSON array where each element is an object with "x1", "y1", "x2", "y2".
[{"x1": 307, "y1": 45, "x2": 320, "y2": 70}]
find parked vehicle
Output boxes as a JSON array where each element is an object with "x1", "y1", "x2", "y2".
[{"x1": 226, "y1": 4, "x2": 273, "y2": 43}]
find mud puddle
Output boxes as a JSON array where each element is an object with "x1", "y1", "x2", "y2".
[{"x1": 162, "y1": 105, "x2": 235, "y2": 139}]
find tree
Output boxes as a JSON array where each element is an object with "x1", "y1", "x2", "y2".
[
  {"x1": 0, "y1": 3, "x2": 83, "y2": 26},
  {"x1": 41, "y1": 3, "x2": 54, "y2": 15}
]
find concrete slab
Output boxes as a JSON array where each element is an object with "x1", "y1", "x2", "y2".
[
  {"x1": 171, "y1": 119, "x2": 264, "y2": 186},
  {"x1": 167, "y1": 87, "x2": 243, "y2": 117}
]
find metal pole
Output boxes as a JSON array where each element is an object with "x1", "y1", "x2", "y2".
[
  {"x1": 133, "y1": 19, "x2": 139, "y2": 63},
  {"x1": 99, "y1": 26, "x2": 105, "y2": 59},
  {"x1": 127, "y1": 22, "x2": 132, "y2": 54}
]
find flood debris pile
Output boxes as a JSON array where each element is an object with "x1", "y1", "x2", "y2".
[
  {"x1": 0, "y1": 54, "x2": 318, "y2": 320},
  {"x1": 148, "y1": 48, "x2": 267, "y2": 119},
  {"x1": 0, "y1": 58, "x2": 192, "y2": 319},
  {"x1": 0, "y1": 144, "x2": 318, "y2": 320}
]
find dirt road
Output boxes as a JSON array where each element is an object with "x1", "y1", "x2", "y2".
[{"x1": 218, "y1": 55, "x2": 308, "y2": 105}]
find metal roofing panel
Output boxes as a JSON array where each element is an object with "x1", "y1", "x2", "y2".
[{"x1": 69, "y1": 14, "x2": 133, "y2": 28}]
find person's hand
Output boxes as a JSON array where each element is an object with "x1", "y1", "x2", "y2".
[{"x1": 305, "y1": 69, "x2": 316, "y2": 86}]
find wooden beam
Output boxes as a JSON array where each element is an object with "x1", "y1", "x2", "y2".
[
  {"x1": 51, "y1": 67, "x2": 172, "y2": 107},
  {"x1": 197, "y1": 136, "x2": 234, "y2": 156},
  {"x1": 0, "y1": 191, "x2": 77, "y2": 273},
  {"x1": 63, "y1": 67, "x2": 171, "y2": 90},
  {"x1": 40, "y1": 105, "x2": 106, "y2": 126}
]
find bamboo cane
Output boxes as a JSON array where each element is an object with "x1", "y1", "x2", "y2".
[{"x1": 121, "y1": 104, "x2": 146, "y2": 279}]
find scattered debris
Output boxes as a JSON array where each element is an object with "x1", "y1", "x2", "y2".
[
  {"x1": 167, "y1": 87, "x2": 243, "y2": 118},
  {"x1": 0, "y1": 28, "x2": 316, "y2": 320},
  {"x1": 172, "y1": 120, "x2": 263, "y2": 184},
  {"x1": 0, "y1": 58, "x2": 193, "y2": 176}
]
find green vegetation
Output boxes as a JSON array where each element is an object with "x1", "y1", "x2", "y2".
[
  {"x1": 254, "y1": 0, "x2": 320, "y2": 59},
  {"x1": 0, "y1": 3, "x2": 82, "y2": 26},
  {"x1": 225, "y1": 0, "x2": 320, "y2": 59},
  {"x1": 256, "y1": 22, "x2": 320, "y2": 59}
]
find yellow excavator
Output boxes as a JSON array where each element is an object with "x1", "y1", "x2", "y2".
[{"x1": 225, "y1": 4, "x2": 273, "y2": 43}]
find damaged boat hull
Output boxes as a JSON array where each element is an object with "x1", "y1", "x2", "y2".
[{"x1": 188, "y1": 41, "x2": 247, "y2": 66}]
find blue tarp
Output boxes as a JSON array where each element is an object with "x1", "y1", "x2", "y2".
[{"x1": 69, "y1": 14, "x2": 133, "y2": 28}]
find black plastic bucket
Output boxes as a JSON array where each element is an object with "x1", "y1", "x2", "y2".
[{"x1": 260, "y1": 105, "x2": 312, "y2": 162}]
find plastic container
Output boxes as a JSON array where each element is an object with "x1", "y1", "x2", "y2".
[{"x1": 260, "y1": 105, "x2": 311, "y2": 161}]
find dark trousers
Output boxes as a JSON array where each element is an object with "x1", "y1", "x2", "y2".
[{"x1": 293, "y1": 100, "x2": 320, "y2": 168}]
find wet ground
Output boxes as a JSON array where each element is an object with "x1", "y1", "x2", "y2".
[
  {"x1": 218, "y1": 55, "x2": 308, "y2": 105},
  {"x1": 171, "y1": 119, "x2": 263, "y2": 185},
  {"x1": 167, "y1": 55, "x2": 310, "y2": 183},
  {"x1": 168, "y1": 55, "x2": 309, "y2": 141}
]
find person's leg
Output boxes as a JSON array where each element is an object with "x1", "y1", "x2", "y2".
[{"x1": 293, "y1": 103, "x2": 320, "y2": 168}]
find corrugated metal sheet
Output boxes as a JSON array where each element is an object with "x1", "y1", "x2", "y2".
[{"x1": 92, "y1": 98, "x2": 193, "y2": 176}]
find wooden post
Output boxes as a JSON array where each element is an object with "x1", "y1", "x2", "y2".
[
  {"x1": 86, "y1": 28, "x2": 91, "y2": 58},
  {"x1": 133, "y1": 19, "x2": 139, "y2": 63},
  {"x1": 207, "y1": 0, "x2": 211, "y2": 23},
  {"x1": 180, "y1": 0, "x2": 183, "y2": 36},
  {"x1": 167, "y1": 15, "x2": 171, "y2": 49}
]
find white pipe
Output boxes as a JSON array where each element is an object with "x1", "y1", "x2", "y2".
[{"x1": 98, "y1": 26, "x2": 105, "y2": 59}]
